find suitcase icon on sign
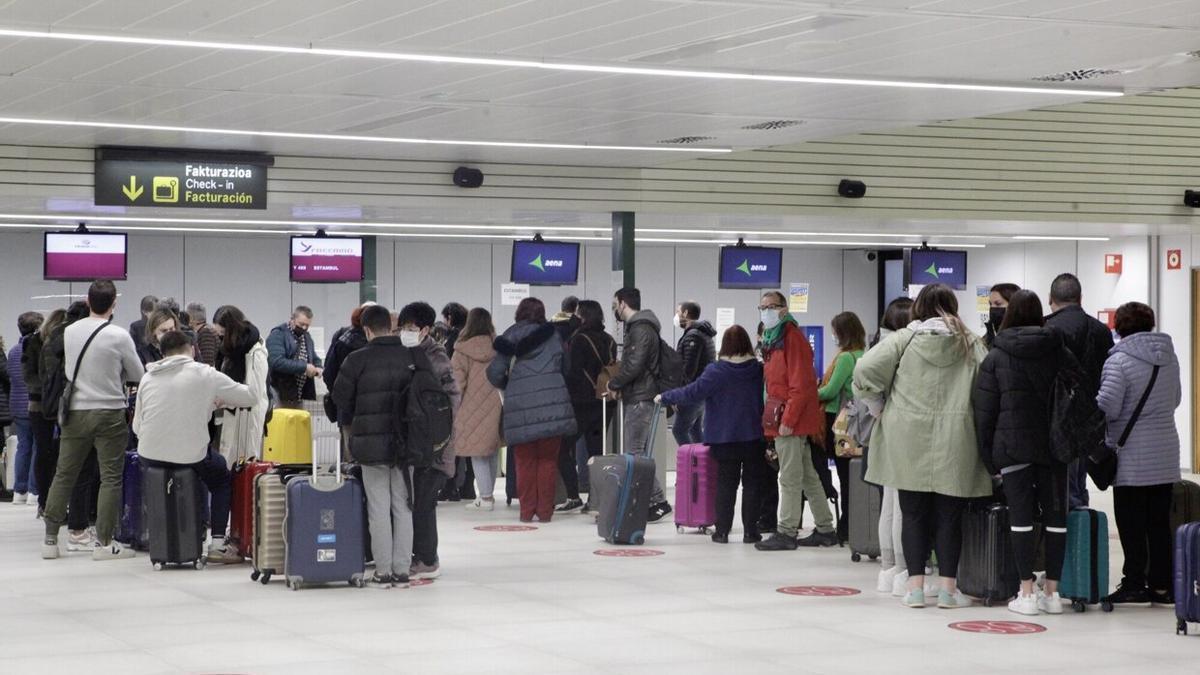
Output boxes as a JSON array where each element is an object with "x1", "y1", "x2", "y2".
[{"x1": 153, "y1": 176, "x2": 179, "y2": 203}]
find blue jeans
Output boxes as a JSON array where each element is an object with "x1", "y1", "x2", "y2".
[
  {"x1": 671, "y1": 403, "x2": 704, "y2": 446},
  {"x1": 1068, "y1": 458, "x2": 1089, "y2": 510},
  {"x1": 12, "y1": 417, "x2": 38, "y2": 494}
]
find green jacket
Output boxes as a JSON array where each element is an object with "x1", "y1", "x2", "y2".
[
  {"x1": 852, "y1": 326, "x2": 992, "y2": 498},
  {"x1": 817, "y1": 349, "x2": 863, "y2": 414}
]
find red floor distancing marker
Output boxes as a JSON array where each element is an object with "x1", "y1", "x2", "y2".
[
  {"x1": 776, "y1": 585, "x2": 861, "y2": 597},
  {"x1": 474, "y1": 525, "x2": 537, "y2": 532},
  {"x1": 410, "y1": 579, "x2": 434, "y2": 587},
  {"x1": 949, "y1": 620, "x2": 1047, "y2": 635},
  {"x1": 593, "y1": 549, "x2": 665, "y2": 557}
]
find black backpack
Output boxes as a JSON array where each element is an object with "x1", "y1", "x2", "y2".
[
  {"x1": 1048, "y1": 366, "x2": 1106, "y2": 464},
  {"x1": 397, "y1": 348, "x2": 454, "y2": 468},
  {"x1": 654, "y1": 338, "x2": 685, "y2": 393}
]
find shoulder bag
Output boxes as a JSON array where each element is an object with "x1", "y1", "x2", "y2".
[
  {"x1": 1087, "y1": 365, "x2": 1159, "y2": 492},
  {"x1": 579, "y1": 334, "x2": 620, "y2": 400},
  {"x1": 58, "y1": 320, "x2": 111, "y2": 427}
]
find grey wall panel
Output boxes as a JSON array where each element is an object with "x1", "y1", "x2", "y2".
[
  {"x1": 291, "y1": 281, "x2": 361, "y2": 358},
  {"x1": 116, "y1": 234, "x2": 185, "y2": 329},
  {"x1": 841, "y1": 250, "x2": 880, "y2": 340},
  {"x1": 632, "y1": 245, "x2": 677, "y2": 342},
  {"x1": 375, "y1": 238, "x2": 396, "y2": 309},
  {"x1": 183, "y1": 235, "x2": 291, "y2": 336},
  {"x1": 0, "y1": 232, "x2": 73, "y2": 339},
  {"x1": 391, "y1": 240, "x2": 492, "y2": 326}
]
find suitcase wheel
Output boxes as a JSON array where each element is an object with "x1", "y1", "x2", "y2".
[
  {"x1": 869, "y1": 555, "x2": 878, "y2": 561},
  {"x1": 250, "y1": 570, "x2": 260, "y2": 582},
  {"x1": 1177, "y1": 619, "x2": 1187, "y2": 636},
  {"x1": 152, "y1": 562, "x2": 164, "y2": 571},
  {"x1": 676, "y1": 526, "x2": 683, "y2": 534},
  {"x1": 261, "y1": 572, "x2": 272, "y2": 585},
  {"x1": 1071, "y1": 600, "x2": 1086, "y2": 613},
  {"x1": 350, "y1": 577, "x2": 364, "y2": 588},
  {"x1": 193, "y1": 559, "x2": 206, "y2": 570},
  {"x1": 983, "y1": 597, "x2": 993, "y2": 608},
  {"x1": 1101, "y1": 600, "x2": 1114, "y2": 613},
  {"x1": 851, "y1": 552, "x2": 861, "y2": 563}
]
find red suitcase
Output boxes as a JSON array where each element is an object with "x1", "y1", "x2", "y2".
[
  {"x1": 674, "y1": 444, "x2": 717, "y2": 533},
  {"x1": 229, "y1": 460, "x2": 275, "y2": 558}
]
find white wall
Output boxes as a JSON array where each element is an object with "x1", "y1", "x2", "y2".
[{"x1": 1159, "y1": 234, "x2": 1193, "y2": 472}]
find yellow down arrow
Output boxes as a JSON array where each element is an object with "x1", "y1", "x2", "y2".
[{"x1": 122, "y1": 175, "x2": 143, "y2": 201}]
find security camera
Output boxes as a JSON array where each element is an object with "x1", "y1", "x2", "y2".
[{"x1": 864, "y1": 251, "x2": 878, "y2": 262}]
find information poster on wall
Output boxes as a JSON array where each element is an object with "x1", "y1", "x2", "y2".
[
  {"x1": 501, "y1": 283, "x2": 531, "y2": 306},
  {"x1": 802, "y1": 326, "x2": 825, "y2": 381},
  {"x1": 715, "y1": 307, "x2": 736, "y2": 337},
  {"x1": 789, "y1": 282, "x2": 810, "y2": 313},
  {"x1": 976, "y1": 285, "x2": 990, "y2": 314}
]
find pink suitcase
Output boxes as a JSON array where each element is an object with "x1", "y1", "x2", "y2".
[{"x1": 674, "y1": 444, "x2": 717, "y2": 533}]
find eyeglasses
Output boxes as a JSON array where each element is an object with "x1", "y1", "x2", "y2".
[{"x1": 758, "y1": 304, "x2": 784, "y2": 311}]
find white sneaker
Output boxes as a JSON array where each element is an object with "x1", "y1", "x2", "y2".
[
  {"x1": 1008, "y1": 592, "x2": 1039, "y2": 616},
  {"x1": 92, "y1": 541, "x2": 135, "y2": 561},
  {"x1": 26, "y1": 494, "x2": 39, "y2": 507},
  {"x1": 1038, "y1": 591, "x2": 1064, "y2": 615},
  {"x1": 892, "y1": 570, "x2": 910, "y2": 597},
  {"x1": 12, "y1": 492, "x2": 27, "y2": 505},
  {"x1": 206, "y1": 541, "x2": 243, "y2": 565},
  {"x1": 66, "y1": 529, "x2": 97, "y2": 552},
  {"x1": 41, "y1": 535, "x2": 60, "y2": 559},
  {"x1": 878, "y1": 566, "x2": 900, "y2": 593},
  {"x1": 465, "y1": 498, "x2": 495, "y2": 512}
]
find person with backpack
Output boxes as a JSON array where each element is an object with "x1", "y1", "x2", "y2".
[
  {"x1": 853, "y1": 284, "x2": 992, "y2": 609},
  {"x1": 564, "y1": 300, "x2": 617, "y2": 512},
  {"x1": 451, "y1": 308, "x2": 503, "y2": 511},
  {"x1": 816, "y1": 311, "x2": 867, "y2": 544},
  {"x1": 658, "y1": 325, "x2": 766, "y2": 544},
  {"x1": 673, "y1": 301, "x2": 716, "y2": 446},
  {"x1": 332, "y1": 304, "x2": 419, "y2": 589},
  {"x1": 1096, "y1": 302, "x2": 1181, "y2": 607},
  {"x1": 397, "y1": 302, "x2": 460, "y2": 581},
  {"x1": 972, "y1": 290, "x2": 1082, "y2": 615},
  {"x1": 754, "y1": 291, "x2": 833, "y2": 551},
  {"x1": 488, "y1": 297, "x2": 577, "y2": 523},
  {"x1": 607, "y1": 287, "x2": 673, "y2": 523}
]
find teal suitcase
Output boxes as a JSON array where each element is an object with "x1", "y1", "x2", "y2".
[{"x1": 1059, "y1": 508, "x2": 1112, "y2": 612}]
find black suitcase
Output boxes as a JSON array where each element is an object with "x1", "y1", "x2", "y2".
[
  {"x1": 847, "y1": 457, "x2": 881, "y2": 562},
  {"x1": 1170, "y1": 480, "x2": 1200, "y2": 541},
  {"x1": 143, "y1": 465, "x2": 206, "y2": 570},
  {"x1": 957, "y1": 502, "x2": 1019, "y2": 606},
  {"x1": 591, "y1": 454, "x2": 655, "y2": 545}
]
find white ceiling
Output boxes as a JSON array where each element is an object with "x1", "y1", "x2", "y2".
[{"x1": 0, "y1": 0, "x2": 1198, "y2": 168}]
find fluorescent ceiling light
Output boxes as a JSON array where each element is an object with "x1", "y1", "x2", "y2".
[
  {"x1": 639, "y1": 228, "x2": 992, "y2": 239},
  {"x1": 0, "y1": 116, "x2": 728, "y2": 153},
  {"x1": 0, "y1": 27, "x2": 1122, "y2": 97},
  {"x1": 638, "y1": 237, "x2": 985, "y2": 248},
  {"x1": 1012, "y1": 235, "x2": 1110, "y2": 241},
  {"x1": 0, "y1": 213, "x2": 607, "y2": 232}
]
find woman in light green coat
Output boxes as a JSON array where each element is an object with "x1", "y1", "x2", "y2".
[{"x1": 852, "y1": 284, "x2": 992, "y2": 610}]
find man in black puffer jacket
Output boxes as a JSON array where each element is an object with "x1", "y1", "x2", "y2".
[
  {"x1": 673, "y1": 301, "x2": 716, "y2": 445},
  {"x1": 332, "y1": 304, "x2": 416, "y2": 589},
  {"x1": 1045, "y1": 273, "x2": 1113, "y2": 509}
]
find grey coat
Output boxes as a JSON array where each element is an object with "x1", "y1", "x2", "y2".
[
  {"x1": 1096, "y1": 332, "x2": 1181, "y2": 488},
  {"x1": 487, "y1": 321, "x2": 578, "y2": 446}
]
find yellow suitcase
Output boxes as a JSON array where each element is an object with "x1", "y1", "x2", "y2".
[{"x1": 262, "y1": 409, "x2": 312, "y2": 465}]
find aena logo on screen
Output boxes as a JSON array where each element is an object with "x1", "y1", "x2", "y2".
[
  {"x1": 923, "y1": 262, "x2": 956, "y2": 279},
  {"x1": 736, "y1": 259, "x2": 769, "y2": 277},
  {"x1": 527, "y1": 254, "x2": 565, "y2": 273}
]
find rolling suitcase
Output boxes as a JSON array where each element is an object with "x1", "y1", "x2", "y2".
[
  {"x1": 1059, "y1": 508, "x2": 1112, "y2": 612},
  {"x1": 847, "y1": 457, "x2": 881, "y2": 562},
  {"x1": 591, "y1": 454, "x2": 655, "y2": 545},
  {"x1": 251, "y1": 471, "x2": 287, "y2": 584},
  {"x1": 1175, "y1": 521, "x2": 1200, "y2": 635},
  {"x1": 229, "y1": 460, "x2": 275, "y2": 559},
  {"x1": 115, "y1": 451, "x2": 148, "y2": 550},
  {"x1": 674, "y1": 444, "x2": 716, "y2": 533},
  {"x1": 283, "y1": 454, "x2": 366, "y2": 590},
  {"x1": 1170, "y1": 480, "x2": 1200, "y2": 541},
  {"x1": 957, "y1": 503, "x2": 1019, "y2": 606},
  {"x1": 143, "y1": 465, "x2": 206, "y2": 570},
  {"x1": 262, "y1": 408, "x2": 313, "y2": 465}
]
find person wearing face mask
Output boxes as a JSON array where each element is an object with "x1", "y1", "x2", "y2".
[
  {"x1": 673, "y1": 301, "x2": 716, "y2": 446},
  {"x1": 396, "y1": 302, "x2": 461, "y2": 581},
  {"x1": 754, "y1": 291, "x2": 835, "y2": 551},
  {"x1": 265, "y1": 306, "x2": 322, "y2": 409},
  {"x1": 984, "y1": 283, "x2": 1020, "y2": 349},
  {"x1": 606, "y1": 287, "x2": 672, "y2": 523}
]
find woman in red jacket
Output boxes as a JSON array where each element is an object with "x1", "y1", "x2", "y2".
[{"x1": 755, "y1": 291, "x2": 837, "y2": 551}]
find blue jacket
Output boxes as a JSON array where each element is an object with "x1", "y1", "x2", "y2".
[
  {"x1": 660, "y1": 357, "x2": 764, "y2": 445},
  {"x1": 1097, "y1": 332, "x2": 1181, "y2": 488},
  {"x1": 266, "y1": 322, "x2": 322, "y2": 401},
  {"x1": 6, "y1": 337, "x2": 29, "y2": 420}
]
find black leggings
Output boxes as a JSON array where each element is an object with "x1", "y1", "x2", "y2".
[
  {"x1": 1002, "y1": 464, "x2": 1068, "y2": 582},
  {"x1": 899, "y1": 490, "x2": 968, "y2": 579},
  {"x1": 712, "y1": 441, "x2": 769, "y2": 537},
  {"x1": 30, "y1": 414, "x2": 57, "y2": 510}
]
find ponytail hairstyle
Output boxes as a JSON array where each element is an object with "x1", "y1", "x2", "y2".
[{"x1": 912, "y1": 284, "x2": 973, "y2": 355}]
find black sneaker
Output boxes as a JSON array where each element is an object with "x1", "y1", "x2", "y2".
[
  {"x1": 365, "y1": 573, "x2": 393, "y2": 589},
  {"x1": 555, "y1": 498, "x2": 585, "y2": 513},
  {"x1": 743, "y1": 533, "x2": 763, "y2": 544},
  {"x1": 755, "y1": 533, "x2": 798, "y2": 551},
  {"x1": 1149, "y1": 589, "x2": 1173, "y2": 606},
  {"x1": 647, "y1": 501, "x2": 672, "y2": 523},
  {"x1": 711, "y1": 532, "x2": 729, "y2": 544},
  {"x1": 391, "y1": 573, "x2": 411, "y2": 589},
  {"x1": 1104, "y1": 583, "x2": 1150, "y2": 605},
  {"x1": 797, "y1": 530, "x2": 839, "y2": 547}
]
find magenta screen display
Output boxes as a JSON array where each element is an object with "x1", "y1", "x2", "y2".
[
  {"x1": 290, "y1": 237, "x2": 364, "y2": 283},
  {"x1": 44, "y1": 233, "x2": 128, "y2": 281}
]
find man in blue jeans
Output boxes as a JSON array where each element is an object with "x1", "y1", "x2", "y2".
[
  {"x1": 7, "y1": 311, "x2": 44, "y2": 504},
  {"x1": 132, "y1": 330, "x2": 256, "y2": 563},
  {"x1": 672, "y1": 301, "x2": 715, "y2": 446}
]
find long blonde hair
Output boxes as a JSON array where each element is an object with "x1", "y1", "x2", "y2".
[{"x1": 912, "y1": 284, "x2": 973, "y2": 355}]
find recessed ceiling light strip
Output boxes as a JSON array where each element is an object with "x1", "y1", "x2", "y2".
[
  {"x1": 0, "y1": 116, "x2": 728, "y2": 153},
  {"x1": 0, "y1": 27, "x2": 1121, "y2": 97},
  {"x1": 1012, "y1": 235, "x2": 1110, "y2": 241}
]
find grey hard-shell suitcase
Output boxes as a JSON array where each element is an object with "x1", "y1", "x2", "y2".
[
  {"x1": 847, "y1": 457, "x2": 881, "y2": 562},
  {"x1": 251, "y1": 471, "x2": 287, "y2": 584},
  {"x1": 591, "y1": 454, "x2": 655, "y2": 545}
]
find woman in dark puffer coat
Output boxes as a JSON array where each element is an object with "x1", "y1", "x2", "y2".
[
  {"x1": 487, "y1": 297, "x2": 577, "y2": 523},
  {"x1": 973, "y1": 290, "x2": 1082, "y2": 617}
]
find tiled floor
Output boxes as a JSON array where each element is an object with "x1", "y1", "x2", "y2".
[{"x1": 3, "y1": 475, "x2": 1199, "y2": 675}]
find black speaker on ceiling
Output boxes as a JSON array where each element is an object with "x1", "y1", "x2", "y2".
[
  {"x1": 1185, "y1": 189, "x2": 1200, "y2": 207},
  {"x1": 838, "y1": 179, "x2": 866, "y2": 199},
  {"x1": 453, "y1": 167, "x2": 484, "y2": 188}
]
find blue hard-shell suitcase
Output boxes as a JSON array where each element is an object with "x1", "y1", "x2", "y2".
[
  {"x1": 115, "y1": 451, "x2": 148, "y2": 550},
  {"x1": 283, "y1": 461, "x2": 366, "y2": 590},
  {"x1": 1058, "y1": 508, "x2": 1111, "y2": 612},
  {"x1": 1175, "y1": 521, "x2": 1200, "y2": 635}
]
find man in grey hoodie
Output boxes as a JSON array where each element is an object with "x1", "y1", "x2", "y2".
[{"x1": 396, "y1": 302, "x2": 461, "y2": 581}]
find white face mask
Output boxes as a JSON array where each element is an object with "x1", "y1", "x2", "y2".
[
  {"x1": 761, "y1": 309, "x2": 781, "y2": 330},
  {"x1": 400, "y1": 330, "x2": 422, "y2": 348}
]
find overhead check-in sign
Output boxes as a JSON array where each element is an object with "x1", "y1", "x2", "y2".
[{"x1": 94, "y1": 147, "x2": 271, "y2": 210}]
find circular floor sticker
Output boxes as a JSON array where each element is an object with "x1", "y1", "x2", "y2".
[
  {"x1": 409, "y1": 579, "x2": 434, "y2": 587},
  {"x1": 593, "y1": 549, "x2": 665, "y2": 557},
  {"x1": 474, "y1": 525, "x2": 537, "y2": 532},
  {"x1": 949, "y1": 620, "x2": 1047, "y2": 635},
  {"x1": 776, "y1": 585, "x2": 861, "y2": 597}
]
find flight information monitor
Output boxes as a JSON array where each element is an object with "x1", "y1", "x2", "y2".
[
  {"x1": 44, "y1": 232, "x2": 128, "y2": 281},
  {"x1": 290, "y1": 236, "x2": 364, "y2": 283}
]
